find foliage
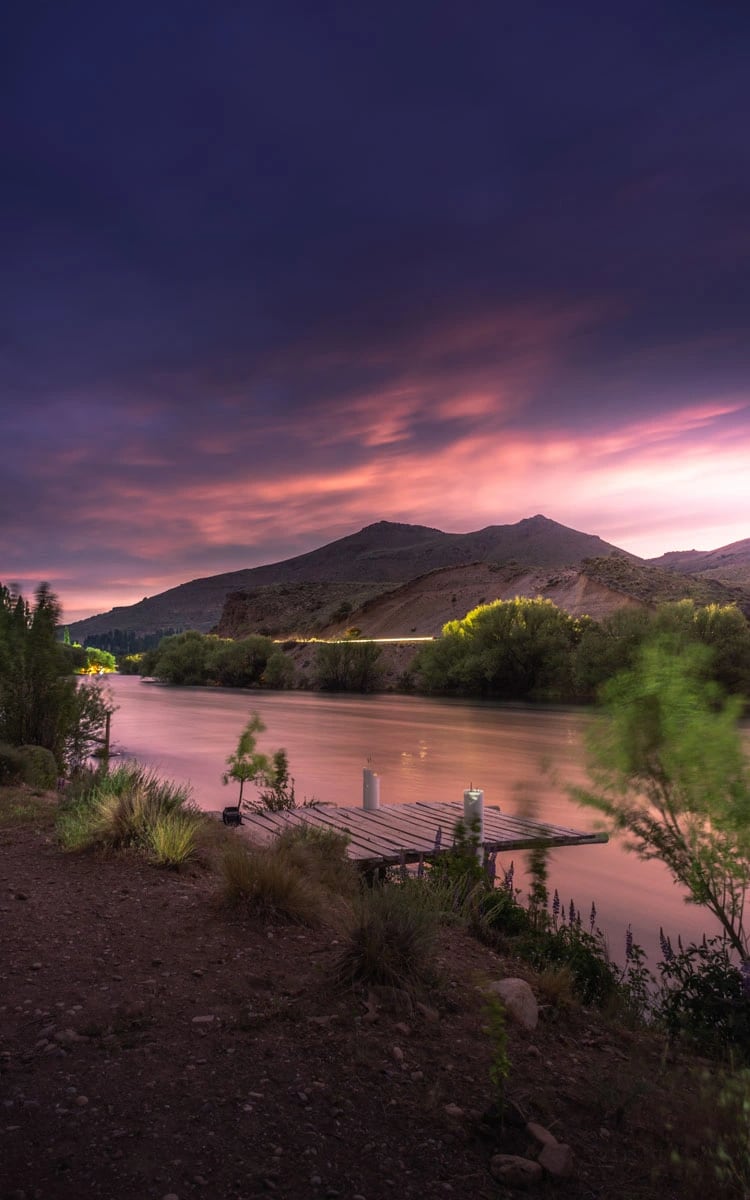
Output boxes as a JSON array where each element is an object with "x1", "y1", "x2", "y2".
[
  {"x1": 485, "y1": 994, "x2": 511, "y2": 1107},
  {"x1": 0, "y1": 583, "x2": 113, "y2": 772},
  {"x1": 313, "y1": 639, "x2": 383, "y2": 692},
  {"x1": 0, "y1": 742, "x2": 25, "y2": 784},
  {"x1": 117, "y1": 653, "x2": 144, "y2": 675},
  {"x1": 428, "y1": 817, "x2": 486, "y2": 910},
  {"x1": 335, "y1": 882, "x2": 440, "y2": 993},
  {"x1": 78, "y1": 646, "x2": 117, "y2": 674},
  {"x1": 273, "y1": 825, "x2": 358, "y2": 900},
  {"x1": 219, "y1": 841, "x2": 328, "y2": 925},
  {"x1": 576, "y1": 638, "x2": 750, "y2": 956},
  {"x1": 140, "y1": 630, "x2": 287, "y2": 688},
  {"x1": 222, "y1": 714, "x2": 273, "y2": 806},
  {"x1": 710, "y1": 1068, "x2": 750, "y2": 1196},
  {"x1": 655, "y1": 936, "x2": 750, "y2": 1058},
  {"x1": 415, "y1": 597, "x2": 583, "y2": 700},
  {"x1": 56, "y1": 762, "x2": 199, "y2": 860},
  {"x1": 146, "y1": 812, "x2": 201, "y2": 867},
  {"x1": 16, "y1": 745, "x2": 58, "y2": 789},
  {"x1": 574, "y1": 600, "x2": 750, "y2": 701},
  {"x1": 254, "y1": 748, "x2": 296, "y2": 812}
]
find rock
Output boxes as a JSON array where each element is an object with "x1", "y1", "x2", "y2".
[
  {"x1": 490, "y1": 1154, "x2": 543, "y2": 1187},
  {"x1": 486, "y1": 979, "x2": 538, "y2": 1031},
  {"x1": 416, "y1": 1002, "x2": 440, "y2": 1023},
  {"x1": 391, "y1": 1046, "x2": 404, "y2": 1063},
  {"x1": 443, "y1": 1104, "x2": 464, "y2": 1119},
  {"x1": 539, "y1": 1142, "x2": 574, "y2": 1177},
  {"x1": 191, "y1": 1015, "x2": 215, "y2": 1025},
  {"x1": 526, "y1": 1120, "x2": 558, "y2": 1148}
]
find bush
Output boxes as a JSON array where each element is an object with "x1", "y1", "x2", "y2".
[
  {"x1": 17, "y1": 744, "x2": 58, "y2": 789},
  {"x1": 335, "y1": 882, "x2": 440, "y2": 993},
  {"x1": 518, "y1": 922, "x2": 621, "y2": 1008},
  {"x1": 56, "y1": 762, "x2": 198, "y2": 859},
  {"x1": 219, "y1": 841, "x2": 327, "y2": 925},
  {"x1": 274, "y1": 825, "x2": 358, "y2": 900},
  {"x1": 146, "y1": 812, "x2": 201, "y2": 867},
  {"x1": 0, "y1": 742, "x2": 24, "y2": 784},
  {"x1": 656, "y1": 937, "x2": 750, "y2": 1059}
]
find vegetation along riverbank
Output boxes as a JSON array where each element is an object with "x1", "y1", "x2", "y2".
[{"x1": 3, "y1": 581, "x2": 750, "y2": 1196}]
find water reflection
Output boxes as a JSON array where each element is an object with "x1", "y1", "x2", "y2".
[{"x1": 109, "y1": 675, "x2": 735, "y2": 963}]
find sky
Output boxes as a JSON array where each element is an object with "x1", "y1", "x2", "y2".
[{"x1": 3, "y1": 2, "x2": 750, "y2": 623}]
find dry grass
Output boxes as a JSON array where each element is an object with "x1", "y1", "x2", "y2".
[
  {"x1": 334, "y1": 881, "x2": 441, "y2": 994},
  {"x1": 219, "y1": 840, "x2": 330, "y2": 925}
]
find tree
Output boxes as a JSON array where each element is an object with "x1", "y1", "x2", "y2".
[
  {"x1": 0, "y1": 582, "x2": 112, "y2": 771},
  {"x1": 313, "y1": 640, "x2": 382, "y2": 692},
  {"x1": 575, "y1": 638, "x2": 750, "y2": 957},
  {"x1": 416, "y1": 597, "x2": 582, "y2": 700},
  {"x1": 222, "y1": 714, "x2": 271, "y2": 806}
]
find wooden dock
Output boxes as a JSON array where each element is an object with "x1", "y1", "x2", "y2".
[{"x1": 219, "y1": 801, "x2": 607, "y2": 868}]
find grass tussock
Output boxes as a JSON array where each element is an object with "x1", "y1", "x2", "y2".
[
  {"x1": 56, "y1": 762, "x2": 203, "y2": 867},
  {"x1": 335, "y1": 881, "x2": 441, "y2": 994},
  {"x1": 220, "y1": 841, "x2": 328, "y2": 925}
]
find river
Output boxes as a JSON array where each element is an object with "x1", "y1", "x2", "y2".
[{"x1": 107, "y1": 674, "x2": 728, "y2": 965}]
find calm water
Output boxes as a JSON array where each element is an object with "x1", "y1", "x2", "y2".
[{"x1": 108, "y1": 675, "x2": 730, "y2": 964}]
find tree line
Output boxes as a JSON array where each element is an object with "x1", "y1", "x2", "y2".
[
  {"x1": 120, "y1": 595, "x2": 750, "y2": 703},
  {"x1": 413, "y1": 596, "x2": 750, "y2": 703}
]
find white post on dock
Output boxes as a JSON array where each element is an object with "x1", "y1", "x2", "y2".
[
  {"x1": 363, "y1": 767, "x2": 380, "y2": 812},
  {"x1": 463, "y1": 787, "x2": 484, "y2": 861}
]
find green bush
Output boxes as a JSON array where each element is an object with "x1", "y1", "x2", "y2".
[
  {"x1": 656, "y1": 938, "x2": 750, "y2": 1059},
  {"x1": 17, "y1": 744, "x2": 58, "y2": 789},
  {"x1": 146, "y1": 812, "x2": 201, "y2": 867},
  {"x1": 0, "y1": 742, "x2": 24, "y2": 784}
]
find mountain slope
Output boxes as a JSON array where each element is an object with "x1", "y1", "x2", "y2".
[
  {"x1": 649, "y1": 536, "x2": 750, "y2": 588},
  {"x1": 66, "y1": 515, "x2": 634, "y2": 639}
]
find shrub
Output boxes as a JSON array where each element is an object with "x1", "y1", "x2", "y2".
[
  {"x1": 147, "y1": 811, "x2": 201, "y2": 868},
  {"x1": 274, "y1": 825, "x2": 358, "y2": 899},
  {"x1": 656, "y1": 937, "x2": 750, "y2": 1059},
  {"x1": 219, "y1": 841, "x2": 327, "y2": 924},
  {"x1": 56, "y1": 762, "x2": 197, "y2": 858},
  {"x1": 17, "y1": 744, "x2": 58, "y2": 789},
  {"x1": 334, "y1": 882, "x2": 440, "y2": 993},
  {"x1": 0, "y1": 742, "x2": 24, "y2": 785}
]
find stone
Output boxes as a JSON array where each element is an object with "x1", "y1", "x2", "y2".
[
  {"x1": 538, "y1": 1142, "x2": 574, "y2": 1177},
  {"x1": 490, "y1": 1154, "x2": 543, "y2": 1187},
  {"x1": 191, "y1": 1015, "x2": 215, "y2": 1025},
  {"x1": 443, "y1": 1104, "x2": 464, "y2": 1119},
  {"x1": 526, "y1": 1120, "x2": 558, "y2": 1148},
  {"x1": 485, "y1": 978, "x2": 538, "y2": 1031}
]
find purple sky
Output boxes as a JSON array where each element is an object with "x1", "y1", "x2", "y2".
[{"x1": 3, "y1": 2, "x2": 750, "y2": 623}]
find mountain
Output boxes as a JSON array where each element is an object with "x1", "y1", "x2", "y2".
[
  {"x1": 648, "y1": 536, "x2": 750, "y2": 589},
  {"x1": 66, "y1": 515, "x2": 633, "y2": 640}
]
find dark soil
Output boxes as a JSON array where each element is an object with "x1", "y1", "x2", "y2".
[{"x1": 0, "y1": 791, "x2": 723, "y2": 1200}]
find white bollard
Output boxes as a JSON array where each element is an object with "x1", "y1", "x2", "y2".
[
  {"x1": 363, "y1": 768, "x2": 380, "y2": 811},
  {"x1": 463, "y1": 787, "x2": 484, "y2": 860}
]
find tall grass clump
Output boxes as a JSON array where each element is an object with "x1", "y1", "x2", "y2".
[
  {"x1": 220, "y1": 840, "x2": 328, "y2": 925},
  {"x1": 56, "y1": 762, "x2": 202, "y2": 865},
  {"x1": 335, "y1": 882, "x2": 440, "y2": 994},
  {"x1": 274, "y1": 825, "x2": 359, "y2": 900}
]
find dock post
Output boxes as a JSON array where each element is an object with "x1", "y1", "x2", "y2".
[
  {"x1": 463, "y1": 787, "x2": 484, "y2": 862},
  {"x1": 363, "y1": 768, "x2": 380, "y2": 811}
]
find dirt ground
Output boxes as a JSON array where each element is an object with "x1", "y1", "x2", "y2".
[{"x1": 0, "y1": 791, "x2": 719, "y2": 1200}]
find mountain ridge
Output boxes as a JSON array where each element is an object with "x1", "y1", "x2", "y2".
[{"x1": 66, "y1": 515, "x2": 633, "y2": 639}]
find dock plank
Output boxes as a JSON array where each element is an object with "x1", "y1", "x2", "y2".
[{"x1": 216, "y1": 800, "x2": 607, "y2": 867}]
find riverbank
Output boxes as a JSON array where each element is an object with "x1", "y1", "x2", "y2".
[{"x1": 1, "y1": 786, "x2": 740, "y2": 1200}]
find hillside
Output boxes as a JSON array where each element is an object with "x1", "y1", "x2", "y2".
[
  {"x1": 649, "y1": 535, "x2": 750, "y2": 589},
  {"x1": 67, "y1": 515, "x2": 633, "y2": 641}
]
